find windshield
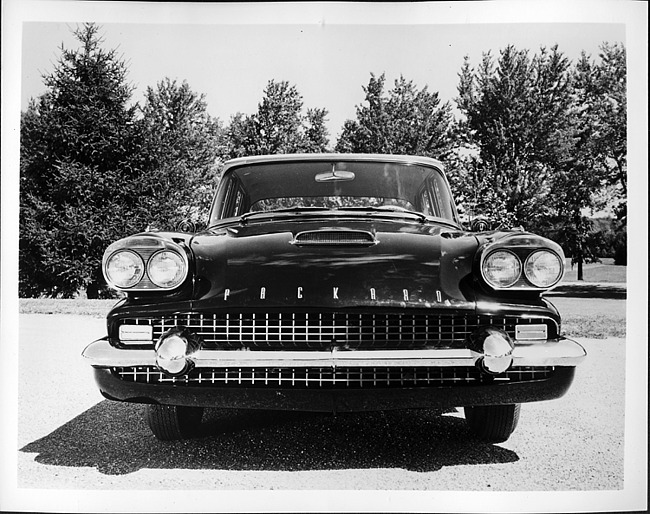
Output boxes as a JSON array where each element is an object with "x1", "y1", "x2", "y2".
[
  {"x1": 210, "y1": 159, "x2": 459, "y2": 224},
  {"x1": 250, "y1": 196, "x2": 414, "y2": 212}
]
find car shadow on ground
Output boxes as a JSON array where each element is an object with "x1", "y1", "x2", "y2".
[
  {"x1": 20, "y1": 400, "x2": 518, "y2": 476},
  {"x1": 545, "y1": 283, "x2": 626, "y2": 300}
]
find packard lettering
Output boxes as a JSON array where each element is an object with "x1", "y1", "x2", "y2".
[{"x1": 227, "y1": 286, "x2": 446, "y2": 303}]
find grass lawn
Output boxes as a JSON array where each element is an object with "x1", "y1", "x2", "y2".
[
  {"x1": 549, "y1": 297, "x2": 626, "y2": 339},
  {"x1": 550, "y1": 259, "x2": 627, "y2": 338},
  {"x1": 562, "y1": 257, "x2": 626, "y2": 283},
  {"x1": 19, "y1": 298, "x2": 118, "y2": 318}
]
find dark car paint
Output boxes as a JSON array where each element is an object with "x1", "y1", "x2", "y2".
[
  {"x1": 191, "y1": 216, "x2": 475, "y2": 309},
  {"x1": 106, "y1": 217, "x2": 561, "y2": 340}
]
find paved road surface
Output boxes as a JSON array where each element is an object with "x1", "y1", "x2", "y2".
[{"x1": 10, "y1": 312, "x2": 635, "y2": 511}]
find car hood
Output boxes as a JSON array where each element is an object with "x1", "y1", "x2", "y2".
[{"x1": 190, "y1": 217, "x2": 478, "y2": 310}]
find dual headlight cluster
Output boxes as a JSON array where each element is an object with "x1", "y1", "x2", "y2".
[
  {"x1": 481, "y1": 248, "x2": 564, "y2": 290},
  {"x1": 103, "y1": 236, "x2": 189, "y2": 291}
]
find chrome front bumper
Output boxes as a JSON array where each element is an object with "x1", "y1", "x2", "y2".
[{"x1": 82, "y1": 337, "x2": 586, "y2": 369}]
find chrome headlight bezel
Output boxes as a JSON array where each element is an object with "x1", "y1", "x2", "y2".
[
  {"x1": 147, "y1": 249, "x2": 188, "y2": 289},
  {"x1": 102, "y1": 236, "x2": 190, "y2": 291},
  {"x1": 480, "y1": 249, "x2": 522, "y2": 289},
  {"x1": 478, "y1": 235, "x2": 565, "y2": 291},
  {"x1": 523, "y1": 249, "x2": 564, "y2": 288},
  {"x1": 104, "y1": 249, "x2": 146, "y2": 289}
]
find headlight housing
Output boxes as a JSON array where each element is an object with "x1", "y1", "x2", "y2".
[
  {"x1": 481, "y1": 250, "x2": 522, "y2": 289},
  {"x1": 478, "y1": 233, "x2": 565, "y2": 291},
  {"x1": 102, "y1": 235, "x2": 189, "y2": 291},
  {"x1": 105, "y1": 250, "x2": 145, "y2": 289},
  {"x1": 524, "y1": 250, "x2": 563, "y2": 288},
  {"x1": 147, "y1": 250, "x2": 187, "y2": 288}
]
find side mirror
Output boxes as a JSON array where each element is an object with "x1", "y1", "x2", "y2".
[
  {"x1": 176, "y1": 219, "x2": 205, "y2": 233},
  {"x1": 470, "y1": 216, "x2": 492, "y2": 232}
]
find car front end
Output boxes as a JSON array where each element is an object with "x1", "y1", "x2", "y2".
[{"x1": 83, "y1": 154, "x2": 585, "y2": 441}]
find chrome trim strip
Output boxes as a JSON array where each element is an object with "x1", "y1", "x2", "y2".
[
  {"x1": 290, "y1": 229, "x2": 378, "y2": 246},
  {"x1": 222, "y1": 153, "x2": 445, "y2": 171},
  {"x1": 83, "y1": 338, "x2": 586, "y2": 368}
]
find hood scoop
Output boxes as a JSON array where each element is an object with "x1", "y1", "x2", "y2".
[{"x1": 291, "y1": 229, "x2": 378, "y2": 247}]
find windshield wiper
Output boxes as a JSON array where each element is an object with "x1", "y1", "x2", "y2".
[
  {"x1": 240, "y1": 206, "x2": 333, "y2": 223},
  {"x1": 337, "y1": 206, "x2": 429, "y2": 223}
]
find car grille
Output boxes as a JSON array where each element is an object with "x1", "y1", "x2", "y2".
[
  {"x1": 118, "y1": 312, "x2": 556, "y2": 350},
  {"x1": 113, "y1": 365, "x2": 556, "y2": 389}
]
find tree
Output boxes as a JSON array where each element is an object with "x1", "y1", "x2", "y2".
[
  {"x1": 588, "y1": 43, "x2": 627, "y2": 208},
  {"x1": 226, "y1": 80, "x2": 329, "y2": 157},
  {"x1": 454, "y1": 43, "x2": 626, "y2": 277},
  {"x1": 138, "y1": 78, "x2": 226, "y2": 229},
  {"x1": 20, "y1": 23, "x2": 143, "y2": 298},
  {"x1": 548, "y1": 43, "x2": 627, "y2": 275},
  {"x1": 303, "y1": 108, "x2": 330, "y2": 153},
  {"x1": 578, "y1": 43, "x2": 627, "y2": 265},
  {"x1": 226, "y1": 112, "x2": 259, "y2": 159},
  {"x1": 454, "y1": 45, "x2": 575, "y2": 230},
  {"x1": 335, "y1": 73, "x2": 454, "y2": 157}
]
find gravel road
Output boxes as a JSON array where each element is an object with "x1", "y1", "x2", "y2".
[{"x1": 14, "y1": 311, "x2": 628, "y2": 498}]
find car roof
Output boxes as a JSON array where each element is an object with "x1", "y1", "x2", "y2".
[{"x1": 222, "y1": 153, "x2": 445, "y2": 172}]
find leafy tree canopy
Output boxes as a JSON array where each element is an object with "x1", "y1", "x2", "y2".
[
  {"x1": 572, "y1": 43, "x2": 627, "y2": 216},
  {"x1": 454, "y1": 45, "x2": 574, "y2": 229},
  {"x1": 453, "y1": 42, "x2": 626, "y2": 275},
  {"x1": 335, "y1": 73, "x2": 454, "y2": 158},
  {"x1": 19, "y1": 25, "x2": 227, "y2": 297},
  {"x1": 544, "y1": 42, "x2": 627, "y2": 272},
  {"x1": 20, "y1": 24, "x2": 627, "y2": 296},
  {"x1": 20, "y1": 23, "x2": 143, "y2": 298},
  {"x1": 226, "y1": 79, "x2": 330, "y2": 157},
  {"x1": 138, "y1": 78, "x2": 226, "y2": 229}
]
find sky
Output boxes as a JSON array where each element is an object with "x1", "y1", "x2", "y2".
[{"x1": 20, "y1": 17, "x2": 625, "y2": 140}]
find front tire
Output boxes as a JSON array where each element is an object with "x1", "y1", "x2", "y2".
[
  {"x1": 146, "y1": 405, "x2": 204, "y2": 440},
  {"x1": 464, "y1": 404, "x2": 521, "y2": 443}
]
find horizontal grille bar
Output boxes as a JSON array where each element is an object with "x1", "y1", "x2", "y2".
[
  {"x1": 113, "y1": 366, "x2": 556, "y2": 389},
  {"x1": 119, "y1": 312, "x2": 556, "y2": 350}
]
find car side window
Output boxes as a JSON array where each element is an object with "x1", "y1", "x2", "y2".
[
  {"x1": 416, "y1": 185, "x2": 434, "y2": 216},
  {"x1": 219, "y1": 179, "x2": 234, "y2": 219},
  {"x1": 431, "y1": 175, "x2": 456, "y2": 221},
  {"x1": 220, "y1": 177, "x2": 247, "y2": 218},
  {"x1": 232, "y1": 188, "x2": 245, "y2": 217}
]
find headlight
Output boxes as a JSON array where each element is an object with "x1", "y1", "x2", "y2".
[
  {"x1": 482, "y1": 250, "x2": 521, "y2": 288},
  {"x1": 147, "y1": 250, "x2": 187, "y2": 288},
  {"x1": 524, "y1": 250, "x2": 563, "y2": 288},
  {"x1": 105, "y1": 250, "x2": 145, "y2": 288}
]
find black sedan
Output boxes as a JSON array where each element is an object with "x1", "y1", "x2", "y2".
[{"x1": 83, "y1": 153, "x2": 585, "y2": 442}]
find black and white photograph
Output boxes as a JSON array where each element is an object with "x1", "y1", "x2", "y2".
[{"x1": 1, "y1": 1, "x2": 647, "y2": 512}]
